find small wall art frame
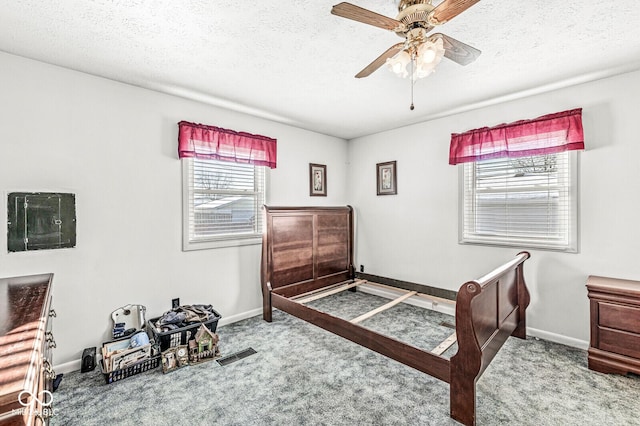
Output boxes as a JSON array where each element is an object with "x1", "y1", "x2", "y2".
[
  {"x1": 309, "y1": 163, "x2": 327, "y2": 196},
  {"x1": 376, "y1": 161, "x2": 397, "y2": 195}
]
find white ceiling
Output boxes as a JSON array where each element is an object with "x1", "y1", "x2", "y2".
[{"x1": 1, "y1": 1, "x2": 640, "y2": 139}]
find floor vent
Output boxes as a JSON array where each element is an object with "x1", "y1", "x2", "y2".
[
  {"x1": 440, "y1": 322, "x2": 456, "y2": 329},
  {"x1": 216, "y1": 347, "x2": 257, "y2": 366}
]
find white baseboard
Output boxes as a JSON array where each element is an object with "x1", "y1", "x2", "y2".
[
  {"x1": 526, "y1": 327, "x2": 589, "y2": 350},
  {"x1": 218, "y1": 308, "x2": 262, "y2": 327},
  {"x1": 55, "y1": 359, "x2": 82, "y2": 375}
]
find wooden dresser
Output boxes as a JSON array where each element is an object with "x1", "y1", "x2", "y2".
[
  {"x1": 587, "y1": 275, "x2": 640, "y2": 375},
  {"x1": 0, "y1": 274, "x2": 56, "y2": 425}
]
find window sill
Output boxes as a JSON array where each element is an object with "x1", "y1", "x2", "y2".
[
  {"x1": 182, "y1": 235, "x2": 262, "y2": 251},
  {"x1": 459, "y1": 238, "x2": 577, "y2": 253}
]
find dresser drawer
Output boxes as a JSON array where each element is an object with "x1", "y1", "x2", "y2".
[
  {"x1": 598, "y1": 327, "x2": 640, "y2": 360},
  {"x1": 599, "y1": 302, "x2": 640, "y2": 334}
]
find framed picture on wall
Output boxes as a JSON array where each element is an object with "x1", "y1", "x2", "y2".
[
  {"x1": 376, "y1": 161, "x2": 397, "y2": 195},
  {"x1": 309, "y1": 163, "x2": 327, "y2": 196}
]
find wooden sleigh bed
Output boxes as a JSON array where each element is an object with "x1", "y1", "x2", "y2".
[{"x1": 260, "y1": 206, "x2": 531, "y2": 426}]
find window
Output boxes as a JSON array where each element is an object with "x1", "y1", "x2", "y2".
[
  {"x1": 451, "y1": 109, "x2": 583, "y2": 252},
  {"x1": 177, "y1": 120, "x2": 275, "y2": 250},
  {"x1": 182, "y1": 158, "x2": 266, "y2": 250},
  {"x1": 460, "y1": 151, "x2": 578, "y2": 252}
]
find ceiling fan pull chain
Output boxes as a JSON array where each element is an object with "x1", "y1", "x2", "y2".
[
  {"x1": 410, "y1": 55, "x2": 415, "y2": 110},
  {"x1": 410, "y1": 79, "x2": 416, "y2": 110}
]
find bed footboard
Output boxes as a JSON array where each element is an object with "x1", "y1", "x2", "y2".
[{"x1": 450, "y1": 251, "x2": 531, "y2": 426}]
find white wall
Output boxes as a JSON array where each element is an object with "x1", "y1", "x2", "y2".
[
  {"x1": 3, "y1": 48, "x2": 639, "y2": 368},
  {"x1": 348, "y1": 69, "x2": 640, "y2": 347},
  {"x1": 0, "y1": 52, "x2": 348, "y2": 367}
]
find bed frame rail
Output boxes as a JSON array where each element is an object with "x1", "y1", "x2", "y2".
[{"x1": 271, "y1": 288, "x2": 451, "y2": 382}]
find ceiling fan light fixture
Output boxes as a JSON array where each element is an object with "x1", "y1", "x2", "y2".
[
  {"x1": 414, "y1": 62, "x2": 435, "y2": 79},
  {"x1": 386, "y1": 37, "x2": 445, "y2": 80},
  {"x1": 386, "y1": 49, "x2": 411, "y2": 78},
  {"x1": 421, "y1": 48, "x2": 437, "y2": 64},
  {"x1": 412, "y1": 38, "x2": 445, "y2": 79},
  {"x1": 417, "y1": 37, "x2": 445, "y2": 66}
]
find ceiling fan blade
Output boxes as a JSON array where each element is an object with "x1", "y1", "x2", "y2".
[
  {"x1": 355, "y1": 43, "x2": 405, "y2": 78},
  {"x1": 430, "y1": 33, "x2": 480, "y2": 66},
  {"x1": 331, "y1": 2, "x2": 403, "y2": 31},
  {"x1": 428, "y1": 0, "x2": 480, "y2": 25}
]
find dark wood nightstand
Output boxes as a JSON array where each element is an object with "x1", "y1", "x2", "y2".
[{"x1": 587, "y1": 275, "x2": 640, "y2": 375}]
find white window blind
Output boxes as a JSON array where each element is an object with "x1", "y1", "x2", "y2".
[
  {"x1": 460, "y1": 151, "x2": 578, "y2": 252},
  {"x1": 182, "y1": 158, "x2": 265, "y2": 250}
]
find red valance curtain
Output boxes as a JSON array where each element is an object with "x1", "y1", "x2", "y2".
[
  {"x1": 449, "y1": 108, "x2": 584, "y2": 165},
  {"x1": 178, "y1": 121, "x2": 277, "y2": 169}
]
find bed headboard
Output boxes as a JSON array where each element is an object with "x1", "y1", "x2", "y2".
[{"x1": 260, "y1": 206, "x2": 354, "y2": 321}]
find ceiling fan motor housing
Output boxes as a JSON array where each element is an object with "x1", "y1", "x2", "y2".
[
  {"x1": 398, "y1": 0, "x2": 433, "y2": 12},
  {"x1": 395, "y1": 0, "x2": 435, "y2": 38}
]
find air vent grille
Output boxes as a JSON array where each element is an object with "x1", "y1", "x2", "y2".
[{"x1": 216, "y1": 347, "x2": 257, "y2": 366}]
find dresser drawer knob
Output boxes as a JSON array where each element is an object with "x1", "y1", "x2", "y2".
[
  {"x1": 42, "y1": 358, "x2": 56, "y2": 379},
  {"x1": 43, "y1": 359, "x2": 52, "y2": 372},
  {"x1": 45, "y1": 331, "x2": 57, "y2": 348}
]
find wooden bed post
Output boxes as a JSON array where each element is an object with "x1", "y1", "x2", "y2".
[
  {"x1": 511, "y1": 251, "x2": 531, "y2": 339},
  {"x1": 450, "y1": 281, "x2": 483, "y2": 426},
  {"x1": 450, "y1": 374, "x2": 478, "y2": 426},
  {"x1": 262, "y1": 282, "x2": 273, "y2": 322},
  {"x1": 261, "y1": 205, "x2": 273, "y2": 322}
]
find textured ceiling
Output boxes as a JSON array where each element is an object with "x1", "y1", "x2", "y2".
[{"x1": 1, "y1": 0, "x2": 640, "y2": 139}]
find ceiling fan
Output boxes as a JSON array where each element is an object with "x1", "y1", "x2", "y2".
[{"x1": 331, "y1": 0, "x2": 481, "y2": 87}]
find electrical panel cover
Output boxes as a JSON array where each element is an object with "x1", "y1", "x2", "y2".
[{"x1": 7, "y1": 192, "x2": 76, "y2": 252}]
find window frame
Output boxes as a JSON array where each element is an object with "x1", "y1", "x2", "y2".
[
  {"x1": 181, "y1": 158, "x2": 267, "y2": 251},
  {"x1": 458, "y1": 151, "x2": 579, "y2": 253}
]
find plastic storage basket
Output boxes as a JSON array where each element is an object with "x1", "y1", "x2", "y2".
[
  {"x1": 148, "y1": 309, "x2": 221, "y2": 352},
  {"x1": 101, "y1": 354, "x2": 161, "y2": 384}
]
